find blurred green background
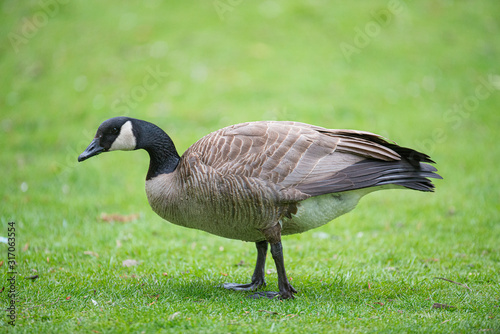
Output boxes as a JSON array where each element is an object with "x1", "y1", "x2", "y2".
[{"x1": 1, "y1": 0, "x2": 499, "y2": 332}]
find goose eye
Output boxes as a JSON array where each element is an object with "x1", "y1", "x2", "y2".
[{"x1": 111, "y1": 127, "x2": 119, "y2": 135}]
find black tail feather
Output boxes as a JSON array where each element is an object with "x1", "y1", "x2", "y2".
[{"x1": 297, "y1": 155, "x2": 442, "y2": 196}]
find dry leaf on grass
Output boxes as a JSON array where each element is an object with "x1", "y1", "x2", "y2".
[{"x1": 99, "y1": 213, "x2": 139, "y2": 223}]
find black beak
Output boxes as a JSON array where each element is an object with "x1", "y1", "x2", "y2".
[{"x1": 78, "y1": 138, "x2": 105, "y2": 162}]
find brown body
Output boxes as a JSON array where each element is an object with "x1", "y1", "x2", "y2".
[{"x1": 146, "y1": 121, "x2": 435, "y2": 242}]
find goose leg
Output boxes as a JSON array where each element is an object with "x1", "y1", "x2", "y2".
[
  {"x1": 248, "y1": 241, "x2": 297, "y2": 299},
  {"x1": 223, "y1": 240, "x2": 268, "y2": 291},
  {"x1": 248, "y1": 224, "x2": 297, "y2": 300}
]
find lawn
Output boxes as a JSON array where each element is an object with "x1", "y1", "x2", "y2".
[{"x1": 1, "y1": 0, "x2": 499, "y2": 333}]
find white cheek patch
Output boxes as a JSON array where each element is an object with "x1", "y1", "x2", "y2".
[{"x1": 110, "y1": 121, "x2": 137, "y2": 151}]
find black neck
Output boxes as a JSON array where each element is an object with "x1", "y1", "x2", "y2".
[{"x1": 133, "y1": 119, "x2": 180, "y2": 180}]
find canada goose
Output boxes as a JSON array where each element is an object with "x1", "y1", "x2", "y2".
[{"x1": 78, "y1": 117, "x2": 441, "y2": 299}]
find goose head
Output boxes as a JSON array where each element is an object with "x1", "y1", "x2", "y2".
[
  {"x1": 78, "y1": 117, "x2": 180, "y2": 178},
  {"x1": 78, "y1": 117, "x2": 137, "y2": 162}
]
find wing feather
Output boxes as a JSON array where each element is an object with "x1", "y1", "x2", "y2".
[{"x1": 182, "y1": 121, "x2": 440, "y2": 200}]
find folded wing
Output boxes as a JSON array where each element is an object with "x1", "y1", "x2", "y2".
[{"x1": 184, "y1": 121, "x2": 441, "y2": 198}]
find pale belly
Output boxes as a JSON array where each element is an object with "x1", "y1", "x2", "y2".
[{"x1": 281, "y1": 188, "x2": 371, "y2": 235}]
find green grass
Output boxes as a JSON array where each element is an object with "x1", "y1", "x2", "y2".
[{"x1": 1, "y1": 0, "x2": 500, "y2": 332}]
